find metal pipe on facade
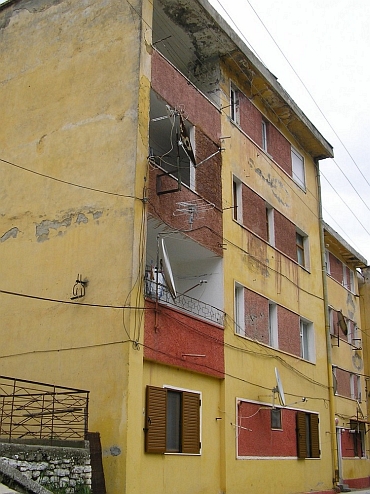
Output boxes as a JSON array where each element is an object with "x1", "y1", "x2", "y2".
[{"x1": 316, "y1": 159, "x2": 339, "y2": 486}]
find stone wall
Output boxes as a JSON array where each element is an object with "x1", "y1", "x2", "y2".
[{"x1": 0, "y1": 442, "x2": 91, "y2": 493}]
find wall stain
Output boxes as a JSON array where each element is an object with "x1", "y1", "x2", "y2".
[
  {"x1": 36, "y1": 216, "x2": 72, "y2": 242},
  {"x1": 76, "y1": 213, "x2": 88, "y2": 225},
  {"x1": 35, "y1": 210, "x2": 104, "y2": 242},
  {"x1": 1, "y1": 227, "x2": 19, "y2": 242}
]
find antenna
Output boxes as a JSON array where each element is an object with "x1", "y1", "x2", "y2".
[
  {"x1": 159, "y1": 237, "x2": 177, "y2": 300},
  {"x1": 273, "y1": 367, "x2": 286, "y2": 407},
  {"x1": 173, "y1": 199, "x2": 215, "y2": 228},
  {"x1": 337, "y1": 310, "x2": 348, "y2": 335}
]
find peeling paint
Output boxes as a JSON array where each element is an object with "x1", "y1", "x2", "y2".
[
  {"x1": 254, "y1": 168, "x2": 289, "y2": 207},
  {"x1": 0, "y1": 227, "x2": 19, "y2": 242},
  {"x1": 93, "y1": 211, "x2": 103, "y2": 220},
  {"x1": 76, "y1": 213, "x2": 88, "y2": 224},
  {"x1": 35, "y1": 217, "x2": 72, "y2": 242}
]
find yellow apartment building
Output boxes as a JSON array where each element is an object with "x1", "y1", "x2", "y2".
[{"x1": 2, "y1": 0, "x2": 369, "y2": 493}]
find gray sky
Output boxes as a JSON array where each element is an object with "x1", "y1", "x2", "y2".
[{"x1": 209, "y1": 0, "x2": 370, "y2": 263}]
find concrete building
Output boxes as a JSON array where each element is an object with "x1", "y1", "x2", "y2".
[
  {"x1": 1, "y1": 0, "x2": 369, "y2": 493},
  {"x1": 323, "y1": 223, "x2": 368, "y2": 490}
]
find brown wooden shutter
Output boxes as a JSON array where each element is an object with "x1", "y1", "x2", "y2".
[
  {"x1": 310, "y1": 414, "x2": 320, "y2": 458},
  {"x1": 145, "y1": 386, "x2": 167, "y2": 453},
  {"x1": 296, "y1": 411, "x2": 307, "y2": 458},
  {"x1": 181, "y1": 391, "x2": 200, "y2": 454}
]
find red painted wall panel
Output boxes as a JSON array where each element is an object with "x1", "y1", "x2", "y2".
[
  {"x1": 244, "y1": 289, "x2": 269, "y2": 343},
  {"x1": 268, "y1": 124, "x2": 292, "y2": 176},
  {"x1": 151, "y1": 50, "x2": 221, "y2": 143},
  {"x1": 345, "y1": 477, "x2": 370, "y2": 489},
  {"x1": 241, "y1": 185, "x2": 267, "y2": 241},
  {"x1": 144, "y1": 300, "x2": 224, "y2": 378},
  {"x1": 274, "y1": 210, "x2": 297, "y2": 261},
  {"x1": 237, "y1": 401, "x2": 297, "y2": 457},
  {"x1": 148, "y1": 167, "x2": 223, "y2": 256},
  {"x1": 335, "y1": 368, "x2": 351, "y2": 398},
  {"x1": 329, "y1": 252, "x2": 343, "y2": 284},
  {"x1": 239, "y1": 94, "x2": 262, "y2": 146},
  {"x1": 277, "y1": 306, "x2": 300, "y2": 357}
]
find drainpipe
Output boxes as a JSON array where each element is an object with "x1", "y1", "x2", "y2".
[{"x1": 315, "y1": 159, "x2": 339, "y2": 487}]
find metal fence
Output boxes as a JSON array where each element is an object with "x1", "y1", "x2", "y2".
[
  {"x1": 145, "y1": 278, "x2": 225, "y2": 326},
  {"x1": 0, "y1": 375, "x2": 89, "y2": 445}
]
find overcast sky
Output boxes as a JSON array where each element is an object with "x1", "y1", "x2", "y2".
[{"x1": 209, "y1": 0, "x2": 370, "y2": 264}]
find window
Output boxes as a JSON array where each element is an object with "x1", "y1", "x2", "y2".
[
  {"x1": 350, "y1": 374, "x2": 361, "y2": 401},
  {"x1": 296, "y1": 412, "x2": 320, "y2": 458},
  {"x1": 230, "y1": 84, "x2": 240, "y2": 125},
  {"x1": 296, "y1": 233, "x2": 305, "y2": 266},
  {"x1": 269, "y1": 302, "x2": 278, "y2": 349},
  {"x1": 343, "y1": 265, "x2": 355, "y2": 292},
  {"x1": 235, "y1": 283, "x2": 245, "y2": 335},
  {"x1": 266, "y1": 205, "x2": 275, "y2": 246},
  {"x1": 261, "y1": 120, "x2": 268, "y2": 152},
  {"x1": 271, "y1": 408, "x2": 282, "y2": 429},
  {"x1": 291, "y1": 147, "x2": 305, "y2": 189},
  {"x1": 145, "y1": 386, "x2": 201, "y2": 454},
  {"x1": 296, "y1": 230, "x2": 309, "y2": 268},
  {"x1": 300, "y1": 319, "x2": 314, "y2": 361},
  {"x1": 232, "y1": 177, "x2": 242, "y2": 222},
  {"x1": 350, "y1": 420, "x2": 365, "y2": 457},
  {"x1": 325, "y1": 250, "x2": 331, "y2": 274}
]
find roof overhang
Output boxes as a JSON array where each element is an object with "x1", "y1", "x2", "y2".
[
  {"x1": 156, "y1": 0, "x2": 333, "y2": 161},
  {"x1": 323, "y1": 221, "x2": 367, "y2": 268}
]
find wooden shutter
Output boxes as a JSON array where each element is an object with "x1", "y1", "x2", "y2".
[
  {"x1": 145, "y1": 386, "x2": 166, "y2": 453},
  {"x1": 310, "y1": 414, "x2": 320, "y2": 458},
  {"x1": 296, "y1": 411, "x2": 307, "y2": 458},
  {"x1": 181, "y1": 391, "x2": 200, "y2": 454}
]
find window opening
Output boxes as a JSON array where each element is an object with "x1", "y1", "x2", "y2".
[
  {"x1": 266, "y1": 205, "x2": 274, "y2": 246},
  {"x1": 145, "y1": 386, "x2": 201, "y2": 454},
  {"x1": 296, "y1": 411, "x2": 320, "y2": 458},
  {"x1": 232, "y1": 177, "x2": 242, "y2": 222},
  {"x1": 230, "y1": 84, "x2": 240, "y2": 125},
  {"x1": 269, "y1": 302, "x2": 278, "y2": 349},
  {"x1": 291, "y1": 147, "x2": 305, "y2": 189},
  {"x1": 296, "y1": 233, "x2": 305, "y2": 266},
  {"x1": 271, "y1": 408, "x2": 282, "y2": 429},
  {"x1": 235, "y1": 283, "x2": 245, "y2": 335},
  {"x1": 262, "y1": 120, "x2": 267, "y2": 152}
]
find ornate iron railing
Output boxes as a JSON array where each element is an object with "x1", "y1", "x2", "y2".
[
  {"x1": 145, "y1": 277, "x2": 224, "y2": 326},
  {"x1": 0, "y1": 376, "x2": 89, "y2": 445}
]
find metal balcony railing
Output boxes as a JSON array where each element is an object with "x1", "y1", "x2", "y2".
[
  {"x1": 145, "y1": 278, "x2": 224, "y2": 326},
  {"x1": 0, "y1": 376, "x2": 89, "y2": 445}
]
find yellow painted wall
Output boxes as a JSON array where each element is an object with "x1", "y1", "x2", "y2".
[
  {"x1": 219, "y1": 63, "x2": 334, "y2": 493},
  {"x1": 0, "y1": 0, "x2": 151, "y2": 492},
  {"x1": 141, "y1": 361, "x2": 223, "y2": 494}
]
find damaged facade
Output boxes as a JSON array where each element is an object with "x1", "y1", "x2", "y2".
[{"x1": 1, "y1": 0, "x2": 370, "y2": 493}]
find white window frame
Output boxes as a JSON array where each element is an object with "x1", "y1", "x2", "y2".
[
  {"x1": 296, "y1": 228, "x2": 309, "y2": 269},
  {"x1": 235, "y1": 283, "x2": 245, "y2": 335},
  {"x1": 350, "y1": 374, "x2": 361, "y2": 401},
  {"x1": 291, "y1": 147, "x2": 306, "y2": 189},
  {"x1": 230, "y1": 83, "x2": 240, "y2": 125},
  {"x1": 269, "y1": 302, "x2": 278, "y2": 349},
  {"x1": 266, "y1": 204, "x2": 275, "y2": 246},
  {"x1": 325, "y1": 249, "x2": 331, "y2": 274},
  {"x1": 262, "y1": 120, "x2": 268, "y2": 152},
  {"x1": 232, "y1": 176, "x2": 243, "y2": 223},
  {"x1": 300, "y1": 318, "x2": 315, "y2": 362},
  {"x1": 343, "y1": 265, "x2": 355, "y2": 293}
]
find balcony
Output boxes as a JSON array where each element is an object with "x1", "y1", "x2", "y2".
[{"x1": 145, "y1": 276, "x2": 224, "y2": 326}]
